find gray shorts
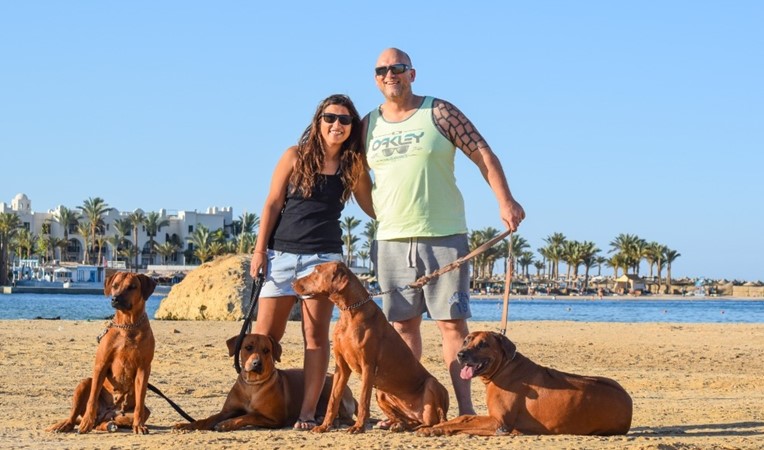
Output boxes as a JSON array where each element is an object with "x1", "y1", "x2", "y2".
[{"x1": 372, "y1": 234, "x2": 471, "y2": 322}]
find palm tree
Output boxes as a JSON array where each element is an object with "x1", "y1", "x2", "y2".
[
  {"x1": 232, "y1": 212, "x2": 259, "y2": 254},
  {"x1": 39, "y1": 234, "x2": 67, "y2": 265},
  {"x1": 36, "y1": 235, "x2": 51, "y2": 263},
  {"x1": 107, "y1": 218, "x2": 132, "y2": 267},
  {"x1": 342, "y1": 216, "x2": 361, "y2": 266},
  {"x1": 94, "y1": 234, "x2": 108, "y2": 267},
  {"x1": 144, "y1": 211, "x2": 170, "y2": 266},
  {"x1": 234, "y1": 233, "x2": 257, "y2": 255},
  {"x1": 468, "y1": 228, "x2": 498, "y2": 282},
  {"x1": 55, "y1": 239, "x2": 69, "y2": 264},
  {"x1": 609, "y1": 233, "x2": 647, "y2": 275},
  {"x1": 633, "y1": 238, "x2": 648, "y2": 276},
  {"x1": 233, "y1": 212, "x2": 260, "y2": 235},
  {"x1": 468, "y1": 230, "x2": 484, "y2": 284},
  {"x1": 0, "y1": 212, "x2": 22, "y2": 286},
  {"x1": 480, "y1": 227, "x2": 502, "y2": 277},
  {"x1": 78, "y1": 197, "x2": 111, "y2": 264},
  {"x1": 542, "y1": 232, "x2": 566, "y2": 281},
  {"x1": 517, "y1": 251, "x2": 535, "y2": 279},
  {"x1": 645, "y1": 241, "x2": 667, "y2": 292},
  {"x1": 187, "y1": 224, "x2": 215, "y2": 263},
  {"x1": 15, "y1": 229, "x2": 36, "y2": 260},
  {"x1": 155, "y1": 241, "x2": 179, "y2": 264},
  {"x1": 594, "y1": 256, "x2": 608, "y2": 276},
  {"x1": 127, "y1": 210, "x2": 147, "y2": 271},
  {"x1": 561, "y1": 240, "x2": 583, "y2": 281},
  {"x1": 362, "y1": 219, "x2": 378, "y2": 273},
  {"x1": 54, "y1": 206, "x2": 80, "y2": 261},
  {"x1": 76, "y1": 221, "x2": 91, "y2": 264},
  {"x1": 357, "y1": 249, "x2": 370, "y2": 269},
  {"x1": 607, "y1": 253, "x2": 628, "y2": 278},
  {"x1": 507, "y1": 233, "x2": 529, "y2": 274},
  {"x1": 533, "y1": 260, "x2": 545, "y2": 278},
  {"x1": 664, "y1": 248, "x2": 681, "y2": 294},
  {"x1": 578, "y1": 241, "x2": 601, "y2": 292}
]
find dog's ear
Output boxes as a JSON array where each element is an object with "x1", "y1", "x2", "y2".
[
  {"x1": 269, "y1": 335, "x2": 282, "y2": 363},
  {"x1": 331, "y1": 264, "x2": 351, "y2": 291},
  {"x1": 226, "y1": 335, "x2": 240, "y2": 356},
  {"x1": 137, "y1": 274, "x2": 157, "y2": 299},
  {"x1": 496, "y1": 332, "x2": 517, "y2": 359},
  {"x1": 104, "y1": 272, "x2": 118, "y2": 296}
]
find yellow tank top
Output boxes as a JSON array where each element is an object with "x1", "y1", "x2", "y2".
[{"x1": 366, "y1": 96, "x2": 467, "y2": 240}]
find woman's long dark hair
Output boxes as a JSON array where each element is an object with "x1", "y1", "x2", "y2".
[{"x1": 289, "y1": 94, "x2": 364, "y2": 203}]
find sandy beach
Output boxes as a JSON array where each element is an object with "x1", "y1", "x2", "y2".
[{"x1": 1, "y1": 319, "x2": 762, "y2": 450}]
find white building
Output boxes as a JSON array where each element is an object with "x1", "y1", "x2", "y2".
[{"x1": 1, "y1": 193, "x2": 234, "y2": 268}]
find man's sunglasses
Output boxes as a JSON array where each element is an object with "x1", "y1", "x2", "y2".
[
  {"x1": 374, "y1": 63, "x2": 410, "y2": 77},
  {"x1": 321, "y1": 113, "x2": 353, "y2": 125}
]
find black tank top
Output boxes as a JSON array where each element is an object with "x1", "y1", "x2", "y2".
[{"x1": 268, "y1": 174, "x2": 345, "y2": 254}]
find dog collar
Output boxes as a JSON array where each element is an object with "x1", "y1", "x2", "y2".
[
  {"x1": 97, "y1": 312, "x2": 148, "y2": 343},
  {"x1": 338, "y1": 294, "x2": 373, "y2": 311}
]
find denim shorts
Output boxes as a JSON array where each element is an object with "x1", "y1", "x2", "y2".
[{"x1": 259, "y1": 250, "x2": 343, "y2": 298}]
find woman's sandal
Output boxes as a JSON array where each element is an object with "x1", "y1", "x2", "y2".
[{"x1": 293, "y1": 419, "x2": 317, "y2": 431}]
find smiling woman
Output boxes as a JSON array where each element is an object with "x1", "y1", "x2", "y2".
[{"x1": 245, "y1": 93, "x2": 376, "y2": 430}]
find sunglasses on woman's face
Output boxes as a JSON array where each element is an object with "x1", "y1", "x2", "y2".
[
  {"x1": 321, "y1": 113, "x2": 353, "y2": 125},
  {"x1": 374, "y1": 63, "x2": 410, "y2": 77}
]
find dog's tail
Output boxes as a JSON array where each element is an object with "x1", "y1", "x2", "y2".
[{"x1": 147, "y1": 383, "x2": 195, "y2": 423}]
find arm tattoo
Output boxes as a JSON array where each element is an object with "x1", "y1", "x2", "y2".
[{"x1": 432, "y1": 99, "x2": 488, "y2": 156}]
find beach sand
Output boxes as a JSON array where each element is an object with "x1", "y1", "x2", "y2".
[{"x1": 1, "y1": 319, "x2": 762, "y2": 450}]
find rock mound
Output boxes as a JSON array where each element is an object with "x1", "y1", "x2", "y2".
[{"x1": 154, "y1": 254, "x2": 254, "y2": 321}]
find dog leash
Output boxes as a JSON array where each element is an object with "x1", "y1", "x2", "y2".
[
  {"x1": 148, "y1": 383, "x2": 195, "y2": 422},
  {"x1": 233, "y1": 273, "x2": 265, "y2": 374},
  {"x1": 376, "y1": 229, "x2": 512, "y2": 297},
  {"x1": 500, "y1": 232, "x2": 514, "y2": 336},
  {"x1": 373, "y1": 229, "x2": 515, "y2": 334}
]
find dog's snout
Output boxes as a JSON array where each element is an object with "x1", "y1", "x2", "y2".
[{"x1": 249, "y1": 358, "x2": 263, "y2": 374}]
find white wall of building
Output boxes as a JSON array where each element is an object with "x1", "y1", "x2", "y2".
[{"x1": 2, "y1": 193, "x2": 234, "y2": 268}]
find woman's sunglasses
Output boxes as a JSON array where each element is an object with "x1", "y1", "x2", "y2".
[
  {"x1": 321, "y1": 113, "x2": 353, "y2": 125},
  {"x1": 374, "y1": 63, "x2": 410, "y2": 77}
]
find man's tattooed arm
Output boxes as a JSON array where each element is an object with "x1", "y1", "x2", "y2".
[{"x1": 432, "y1": 98, "x2": 488, "y2": 156}]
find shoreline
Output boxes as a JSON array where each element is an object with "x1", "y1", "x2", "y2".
[
  {"x1": 3, "y1": 285, "x2": 760, "y2": 301},
  {"x1": 471, "y1": 293, "x2": 764, "y2": 301},
  {"x1": 1, "y1": 285, "x2": 173, "y2": 295}
]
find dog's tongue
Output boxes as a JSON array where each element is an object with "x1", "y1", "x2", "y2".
[{"x1": 460, "y1": 365, "x2": 475, "y2": 380}]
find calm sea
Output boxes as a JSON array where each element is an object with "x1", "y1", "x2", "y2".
[{"x1": 1, "y1": 293, "x2": 763, "y2": 323}]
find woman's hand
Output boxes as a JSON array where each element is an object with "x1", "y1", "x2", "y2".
[{"x1": 250, "y1": 251, "x2": 268, "y2": 278}]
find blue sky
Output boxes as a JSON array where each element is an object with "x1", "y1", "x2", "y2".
[{"x1": 1, "y1": 2, "x2": 762, "y2": 281}]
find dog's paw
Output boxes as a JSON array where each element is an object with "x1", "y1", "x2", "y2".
[
  {"x1": 312, "y1": 424, "x2": 331, "y2": 433},
  {"x1": 46, "y1": 420, "x2": 75, "y2": 433},
  {"x1": 172, "y1": 422, "x2": 190, "y2": 431},
  {"x1": 389, "y1": 421, "x2": 406, "y2": 432},
  {"x1": 347, "y1": 424, "x2": 366, "y2": 434},
  {"x1": 77, "y1": 417, "x2": 95, "y2": 434},
  {"x1": 213, "y1": 420, "x2": 239, "y2": 432},
  {"x1": 132, "y1": 423, "x2": 149, "y2": 434},
  {"x1": 416, "y1": 426, "x2": 444, "y2": 437}
]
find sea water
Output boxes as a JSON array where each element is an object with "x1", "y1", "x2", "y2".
[{"x1": 1, "y1": 293, "x2": 762, "y2": 323}]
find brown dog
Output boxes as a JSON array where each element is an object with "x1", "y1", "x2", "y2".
[
  {"x1": 418, "y1": 331, "x2": 633, "y2": 436},
  {"x1": 292, "y1": 261, "x2": 449, "y2": 433},
  {"x1": 47, "y1": 272, "x2": 157, "y2": 434},
  {"x1": 173, "y1": 333, "x2": 357, "y2": 431}
]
